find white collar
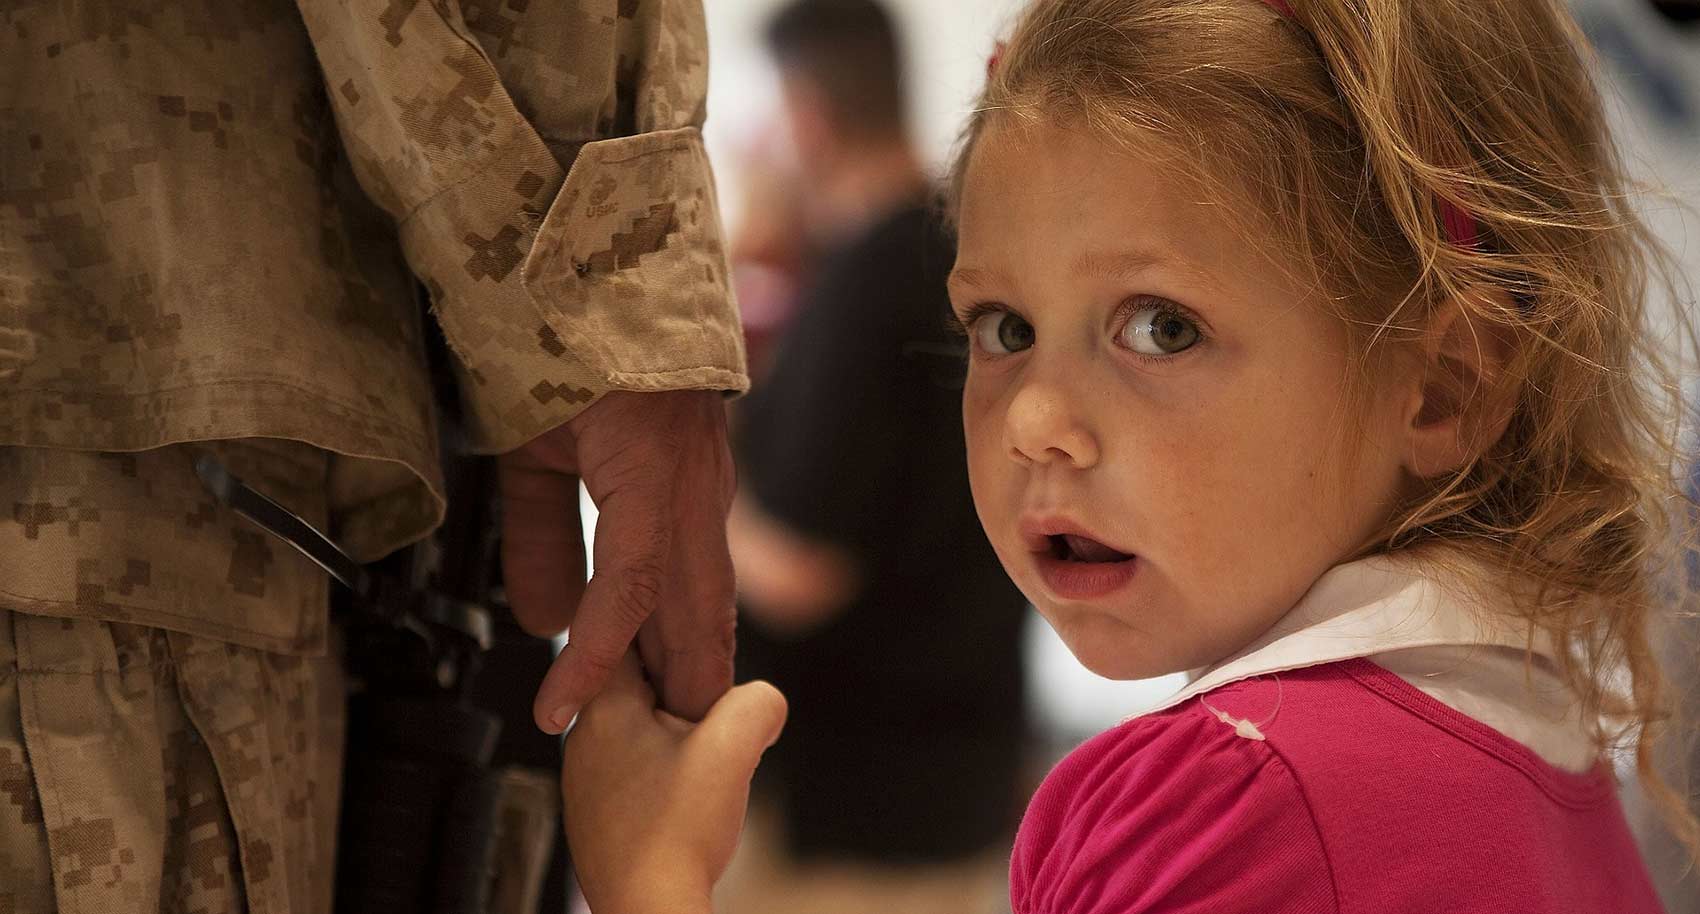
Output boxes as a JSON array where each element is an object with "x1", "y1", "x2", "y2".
[{"x1": 1133, "y1": 552, "x2": 1553, "y2": 720}]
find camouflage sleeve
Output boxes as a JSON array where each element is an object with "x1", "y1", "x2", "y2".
[{"x1": 294, "y1": 0, "x2": 747, "y2": 454}]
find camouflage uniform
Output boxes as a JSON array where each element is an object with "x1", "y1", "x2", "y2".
[{"x1": 0, "y1": 1, "x2": 746, "y2": 911}]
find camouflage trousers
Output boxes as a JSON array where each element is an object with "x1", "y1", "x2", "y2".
[{"x1": 0, "y1": 610, "x2": 344, "y2": 914}]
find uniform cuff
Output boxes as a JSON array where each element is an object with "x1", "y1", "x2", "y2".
[{"x1": 522, "y1": 127, "x2": 749, "y2": 398}]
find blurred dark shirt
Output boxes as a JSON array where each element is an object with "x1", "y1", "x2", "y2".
[{"x1": 736, "y1": 202, "x2": 1030, "y2": 865}]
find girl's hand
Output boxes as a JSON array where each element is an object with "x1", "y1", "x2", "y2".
[{"x1": 561, "y1": 652, "x2": 787, "y2": 914}]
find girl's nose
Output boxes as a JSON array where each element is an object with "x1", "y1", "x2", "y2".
[{"x1": 1004, "y1": 379, "x2": 1100, "y2": 470}]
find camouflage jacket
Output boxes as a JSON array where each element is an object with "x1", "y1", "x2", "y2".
[{"x1": 0, "y1": 0, "x2": 746, "y2": 652}]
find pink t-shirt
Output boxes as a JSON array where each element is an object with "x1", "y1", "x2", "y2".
[{"x1": 1011, "y1": 659, "x2": 1665, "y2": 913}]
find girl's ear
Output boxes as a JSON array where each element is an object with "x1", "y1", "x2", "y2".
[{"x1": 1401, "y1": 294, "x2": 1520, "y2": 479}]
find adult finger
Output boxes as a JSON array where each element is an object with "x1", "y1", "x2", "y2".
[
  {"x1": 639, "y1": 410, "x2": 738, "y2": 721},
  {"x1": 642, "y1": 520, "x2": 737, "y2": 722},
  {"x1": 498, "y1": 456, "x2": 587, "y2": 638},
  {"x1": 532, "y1": 480, "x2": 670, "y2": 734}
]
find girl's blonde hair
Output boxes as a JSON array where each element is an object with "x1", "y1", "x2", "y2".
[{"x1": 951, "y1": 0, "x2": 1699, "y2": 855}]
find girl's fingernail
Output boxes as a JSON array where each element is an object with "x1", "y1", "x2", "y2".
[{"x1": 549, "y1": 705, "x2": 579, "y2": 733}]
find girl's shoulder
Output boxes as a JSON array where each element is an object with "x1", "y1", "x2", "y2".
[
  {"x1": 1012, "y1": 678, "x2": 1340, "y2": 914},
  {"x1": 1012, "y1": 660, "x2": 1646, "y2": 914},
  {"x1": 1199, "y1": 659, "x2": 1616, "y2": 807}
]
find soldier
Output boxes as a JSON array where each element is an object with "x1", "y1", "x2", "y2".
[{"x1": 0, "y1": 2, "x2": 745, "y2": 912}]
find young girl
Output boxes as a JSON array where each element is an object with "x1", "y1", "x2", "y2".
[{"x1": 556, "y1": 0, "x2": 1699, "y2": 910}]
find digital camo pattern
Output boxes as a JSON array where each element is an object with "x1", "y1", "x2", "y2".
[
  {"x1": 0, "y1": 0, "x2": 748, "y2": 565},
  {"x1": 0, "y1": 611, "x2": 345, "y2": 914},
  {"x1": 301, "y1": 0, "x2": 748, "y2": 450},
  {"x1": 1, "y1": 5, "x2": 743, "y2": 909},
  {"x1": 0, "y1": 443, "x2": 331, "y2": 655},
  {"x1": 0, "y1": 0, "x2": 443, "y2": 565}
]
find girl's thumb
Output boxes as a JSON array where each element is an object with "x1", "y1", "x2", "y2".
[{"x1": 691, "y1": 680, "x2": 788, "y2": 776}]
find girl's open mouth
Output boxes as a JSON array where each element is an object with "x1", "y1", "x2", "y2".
[
  {"x1": 1036, "y1": 535, "x2": 1139, "y2": 600},
  {"x1": 1049, "y1": 533, "x2": 1135, "y2": 564}
]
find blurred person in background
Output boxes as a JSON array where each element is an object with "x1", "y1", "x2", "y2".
[
  {"x1": 720, "y1": 1, "x2": 1031, "y2": 912},
  {"x1": 725, "y1": 123, "x2": 820, "y2": 380}
]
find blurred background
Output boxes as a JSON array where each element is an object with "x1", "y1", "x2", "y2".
[{"x1": 571, "y1": 2, "x2": 1700, "y2": 912}]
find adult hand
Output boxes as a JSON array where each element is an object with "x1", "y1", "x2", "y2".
[{"x1": 498, "y1": 389, "x2": 738, "y2": 733}]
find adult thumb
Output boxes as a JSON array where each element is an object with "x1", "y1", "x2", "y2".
[{"x1": 687, "y1": 681, "x2": 788, "y2": 779}]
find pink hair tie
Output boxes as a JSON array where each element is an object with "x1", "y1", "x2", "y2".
[
  {"x1": 1254, "y1": 0, "x2": 1481, "y2": 249},
  {"x1": 987, "y1": 40, "x2": 1007, "y2": 79},
  {"x1": 1440, "y1": 198, "x2": 1481, "y2": 248}
]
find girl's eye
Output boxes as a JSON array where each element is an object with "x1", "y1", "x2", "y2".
[
  {"x1": 1119, "y1": 306, "x2": 1201, "y2": 356},
  {"x1": 972, "y1": 310, "x2": 1035, "y2": 355}
]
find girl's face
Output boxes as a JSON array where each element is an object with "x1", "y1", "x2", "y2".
[{"x1": 953, "y1": 122, "x2": 1418, "y2": 680}]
